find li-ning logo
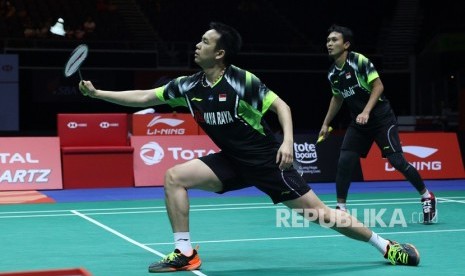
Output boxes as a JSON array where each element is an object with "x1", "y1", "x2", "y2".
[
  {"x1": 67, "y1": 122, "x2": 87, "y2": 128},
  {"x1": 99, "y1": 122, "x2": 120, "y2": 128},
  {"x1": 140, "y1": 142, "x2": 164, "y2": 165},
  {"x1": 147, "y1": 116, "x2": 184, "y2": 127},
  {"x1": 386, "y1": 146, "x2": 441, "y2": 171},
  {"x1": 401, "y1": 146, "x2": 437, "y2": 158},
  {"x1": 146, "y1": 116, "x2": 186, "y2": 135}
]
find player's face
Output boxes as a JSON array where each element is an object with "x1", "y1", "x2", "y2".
[
  {"x1": 194, "y1": 29, "x2": 222, "y2": 68},
  {"x1": 326, "y1": 31, "x2": 349, "y2": 59}
]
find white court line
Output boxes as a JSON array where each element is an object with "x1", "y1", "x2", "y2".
[
  {"x1": 0, "y1": 196, "x2": 463, "y2": 218},
  {"x1": 146, "y1": 228, "x2": 465, "y2": 246},
  {"x1": 60, "y1": 201, "x2": 425, "y2": 216},
  {"x1": 1, "y1": 196, "x2": 464, "y2": 216},
  {"x1": 0, "y1": 202, "x2": 273, "y2": 215},
  {"x1": 71, "y1": 210, "x2": 207, "y2": 276},
  {"x1": 437, "y1": 197, "x2": 465, "y2": 204},
  {"x1": 0, "y1": 201, "x2": 429, "y2": 218},
  {"x1": 0, "y1": 213, "x2": 76, "y2": 219}
]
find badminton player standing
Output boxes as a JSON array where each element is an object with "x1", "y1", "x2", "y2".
[
  {"x1": 79, "y1": 22, "x2": 421, "y2": 272},
  {"x1": 319, "y1": 24, "x2": 437, "y2": 223}
]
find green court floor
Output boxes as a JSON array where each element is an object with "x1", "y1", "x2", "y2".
[{"x1": 1, "y1": 191, "x2": 464, "y2": 275}]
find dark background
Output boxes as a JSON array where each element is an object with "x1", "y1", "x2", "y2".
[{"x1": 1, "y1": 0, "x2": 464, "y2": 145}]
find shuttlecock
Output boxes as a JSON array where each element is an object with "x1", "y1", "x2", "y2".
[{"x1": 50, "y1": 18, "x2": 66, "y2": 36}]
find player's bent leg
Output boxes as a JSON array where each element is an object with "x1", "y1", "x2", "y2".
[
  {"x1": 282, "y1": 190, "x2": 420, "y2": 266},
  {"x1": 386, "y1": 152, "x2": 437, "y2": 224},
  {"x1": 149, "y1": 159, "x2": 222, "y2": 273},
  {"x1": 164, "y1": 159, "x2": 223, "y2": 232},
  {"x1": 165, "y1": 159, "x2": 224, "y2": 192}
]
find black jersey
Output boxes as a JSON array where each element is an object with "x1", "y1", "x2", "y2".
[
  {"x1": 155, "y1": 65, "x2": 280, "y2": 166},
  {"x1": 327, "y1": 51, "x2": 394, "y2": 126}
]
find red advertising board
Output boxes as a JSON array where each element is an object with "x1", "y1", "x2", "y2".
[
  {"x1": 131, "y1": 136, "x2": 219, "y2": 186},
  {"x1": 360, "y1": 132, "x2": 465, "y2": 180},
  {"x1": 132, "y1": 113, "x2": 200, "y2": 136},
  {"x1": 57, "y1": 113, "x2": 129, "y2": 146},
  {"x1": 0, "y1": 137, "x2": 63, "y2": 190}
]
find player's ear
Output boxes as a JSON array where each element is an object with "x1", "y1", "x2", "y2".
[
  {"x1": 344, "y1": 41, "x2": 351, "y2": 50},
  {"x1": 216, "y1": 49, "x2": 225, "y2": 60}
]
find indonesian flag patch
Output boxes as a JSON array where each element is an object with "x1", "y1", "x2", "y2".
[
  {"x1": 219, "y1": 94, "x2": 227, "y2": 102},
  {"x1": 345, "y1": 72, "x2": 351, "y2": 79}
]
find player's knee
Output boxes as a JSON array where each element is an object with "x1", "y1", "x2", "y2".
[
  {"x1": 164, "y1": 166, "x2": 184, "y2": 190},
  {"x1": 387, "y1": 152, "x2": 409, "y2": 171},
  {"x1": 338, "y1": 151, "x2": 359, "y2": 171}
]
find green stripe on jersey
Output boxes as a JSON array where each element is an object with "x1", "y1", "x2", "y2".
[
  {"x1": 238, "y1": 100, "x2": 265, "y2": 135},
  {"x1": 155, "y1": 84, "x2": 187, "y2": 108}
]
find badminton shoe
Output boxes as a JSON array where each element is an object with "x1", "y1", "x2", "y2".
[
  {"x1": 421, "y1": 192, "x2": 437, "y2": 224},
  {"x1": 385, "y1": 241, "x2": 420, "y2": 266},
  {"x1": 148, "y1": 248, "x2": 201, "y2": 273}
]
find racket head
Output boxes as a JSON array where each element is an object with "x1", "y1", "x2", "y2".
[{"x1": 64, "y1": 44, "x2": 88, "y2": 77}]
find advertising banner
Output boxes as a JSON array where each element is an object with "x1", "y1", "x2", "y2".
[
  {"x1": 0, "y1": 54, "x2": 19, "y2": 131},
  {"x1": 0, "y1": 54, "x2": 18, "y2": 82},
  {"x1": 29, "y1": 68, "x2": 122, "y2": 103},
  {"x1": 0, "y1": 137, "x2": 63, "y2": 191},
  {"x1": 360, "y1": 132, "x2": 465, "y2": 180},
  {"x1": 57, "y1": 113, "x2": 129, "y2": 147},
  {"x1": 131, "y1": 113, "x2": 200, "y2": 136},
  {"x1": 131, "y1": 136, "x2": 219, "y2": 186},
  {"x1": 0, "y1": 83, "x2": 19, "y2": 131},
  {"x1": 292, "y1": 134, "x2": 363, "y2": 183}
]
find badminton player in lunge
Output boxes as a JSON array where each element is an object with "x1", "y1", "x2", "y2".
[
  {"x1": 79, "y1": 22, "x2": 421, "y2": 273},
  {"x1": 319, "y1": 24, "x2": 437, "y2": 223}
]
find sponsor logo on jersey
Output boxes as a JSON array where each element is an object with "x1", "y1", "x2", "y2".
[
  {"x1": 341, "y1": 84, "x2": 358, "y2": 98},
  {"x1": 203, "y1": 111, "x2": 234, "y2": 125}
]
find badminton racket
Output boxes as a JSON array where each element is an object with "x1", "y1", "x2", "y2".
[{"x1": 64, "y1": 44, "x2": 88, "y2": 81}]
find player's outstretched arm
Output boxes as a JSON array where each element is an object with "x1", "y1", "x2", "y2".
[{"x1": 79, "y1": 80, "x2": 163, "y2": 107}]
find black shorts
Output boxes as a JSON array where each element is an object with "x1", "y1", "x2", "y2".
[
  {"x1": 199, "y1": 152, "x2": 311, "y2": 204},
  {"x1": 341, "y1": 120, "x2": 403, "y2": 158}
]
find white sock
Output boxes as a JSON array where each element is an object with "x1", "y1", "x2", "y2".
[
  {"x1": 174, "y1": 232, "x2": 193, "y2": 256},
  {"x1": 336, "y1": 203, "x2": 347, "y2": 211},
  {"x1": 421, "y1": 190, "x2": 431, "y2": 199},
  {"x1": 368, "y1": 232, "x2": 389, "y2": 255}
]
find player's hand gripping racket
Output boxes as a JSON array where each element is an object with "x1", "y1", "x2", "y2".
[
  {"x1": 297, "y1": 126, "x2": 334, "y2": 177},
  {"x1": 64, "y1": 44, "x2": 88, "y2": 81},
  {"x1": 317, "y1": 126, "x2": 333, "y2": 144}
]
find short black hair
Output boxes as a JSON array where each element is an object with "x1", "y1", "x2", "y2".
[
  {"x1": 209, "y1": 22, "x2": 242, "y2": 65},
  {"x1": 328, "y1": 24, "x2": 354, "y2": 50}
]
